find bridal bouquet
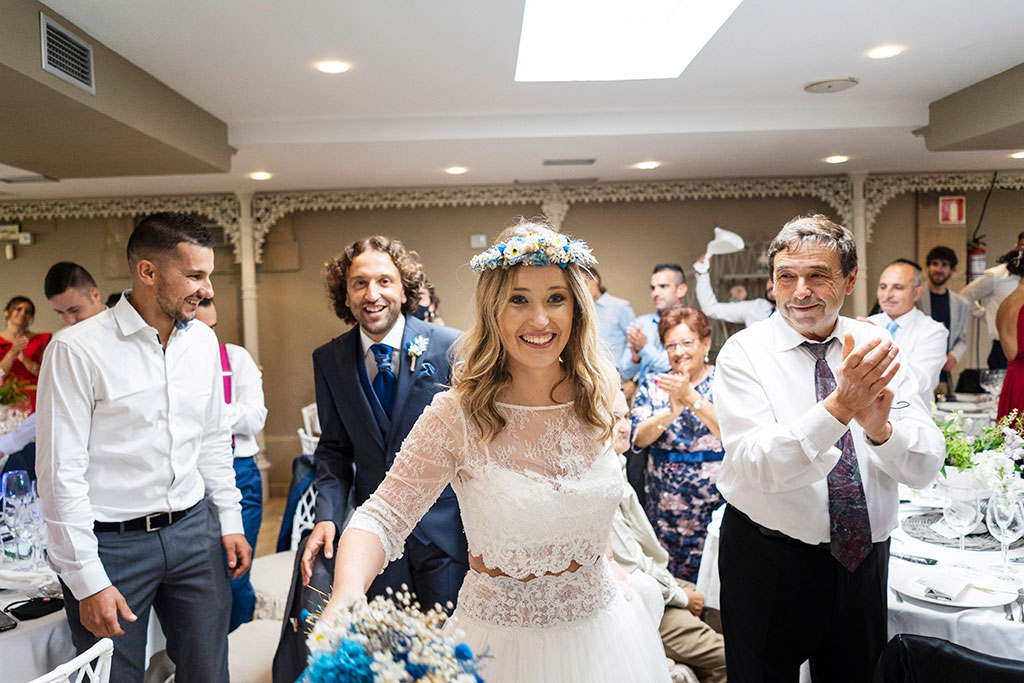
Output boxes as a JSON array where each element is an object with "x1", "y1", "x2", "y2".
[{"x1": 302, "y1": 587, "x2": 485, "y2": 683}]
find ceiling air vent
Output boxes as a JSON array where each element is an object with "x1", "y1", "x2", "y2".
[
  {"x1": 542, "y1": 158, "x2": 596, "y2": 166},
  {"x1": 39, "y1": 13, "x2": 96, "y2": 95}
]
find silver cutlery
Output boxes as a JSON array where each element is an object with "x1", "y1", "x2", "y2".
[{"x1": 1003, "y1": 602, "x2": 1015, "y2": 621}]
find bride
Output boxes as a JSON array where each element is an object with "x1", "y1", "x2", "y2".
[{"x1": 323, "y1": 220, "x2": 671, "y2": 682}]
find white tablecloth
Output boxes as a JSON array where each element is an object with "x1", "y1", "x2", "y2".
[{"x1": 695, "y1": 502, "x2": 1024, "y2": 666}]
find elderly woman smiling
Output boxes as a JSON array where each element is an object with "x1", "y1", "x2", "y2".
[{"x1": 631, "y1": 306, "x2": 724, "y2": 582}]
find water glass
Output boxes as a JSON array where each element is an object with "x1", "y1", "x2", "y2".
[
  {"x1": 943, "y1": 485, "x2": 982, "y2": 553},
  {"x1": 2, "y1": 470, "x2": 32, "y2": 509},
  {"x1": 980, "y1": 369, "x2": 1007, "y2": 397},
  {"x1": 986, "y1": 494, "x2": 1024, "y2": 580}
]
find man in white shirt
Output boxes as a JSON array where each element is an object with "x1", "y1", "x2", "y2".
[
  {"x1": 960, "y1": 232, "x2": 1024, "y2": 369},
  {"x1": 867, "y1": 259, "x2": 948, "y2": 408},
  {"x1": 196, "y1": 298, "x2": 268, "y2": 632},
  {"x1": 713, "y1": 215, "x2": 943, "y2": 683},
  {"x1": 693, "y1": 252, "x2": 775, "y2": 327},
  {"x1": 36, "y1": 213, "x2": 250, "y2": 683},
  {"x1": 586, "y1": 267, "x2": 635, "y2": 376}
]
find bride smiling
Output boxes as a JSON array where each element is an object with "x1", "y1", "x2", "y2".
[{"x1": 321, "y1": 220, "x2": 670, "y2": 682}]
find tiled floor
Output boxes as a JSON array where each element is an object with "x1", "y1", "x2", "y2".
[{"x1": 256, "y1": 496, "x2": 287, "y2": 558}]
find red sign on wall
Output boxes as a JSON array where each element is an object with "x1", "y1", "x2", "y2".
[{"x1": 939, "y1": 196, "x2": 966, "y2": 224}]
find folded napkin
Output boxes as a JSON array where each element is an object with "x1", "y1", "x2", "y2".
[
  {"x1": 914, "y1": 573, "x2": 970, "y2": 602},
  {"x1": 0, "y1": 567, "x2": 57, "y2": 587},
  {"x1": 706, "y1": 227, "x2": 745, "y2": 256}
]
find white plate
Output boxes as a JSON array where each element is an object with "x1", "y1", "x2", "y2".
[
  {"x1": 935, "y1": 401, "x2": 991, "y2": 413},
  {"x1": 890, "y1": 573, "x2": 1018, "y2": 608}
]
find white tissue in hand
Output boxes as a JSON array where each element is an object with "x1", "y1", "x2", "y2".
[{"x1": 706, "y1": 227, "x2": 745, "y2": 256}]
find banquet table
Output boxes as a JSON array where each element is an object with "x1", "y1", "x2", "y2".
[{"x1": 695, "y1": 499, "x2": 1024, "y2": 672}]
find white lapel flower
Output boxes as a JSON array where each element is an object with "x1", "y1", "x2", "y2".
[{"x1": 406, "y1": 335, "x2": 430, "y2": 372}]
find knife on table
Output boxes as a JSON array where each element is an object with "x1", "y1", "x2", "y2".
[{"x1": 892, "y1": 552, "x2": 938, "y2": 565}]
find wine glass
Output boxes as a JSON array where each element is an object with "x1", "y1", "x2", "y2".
[
  {"x1": 986, "y1": 493, "x2": 1024, "y2": 582},
  {"x1": 944, "y1": 485, "x2": 982, "y2": 554},
  {"x1": 980, "y1": 369, "x2": 1007, "y2": 401},
  {"x1": 1, "y1": 470, "x2": 31, "y2": 527}
]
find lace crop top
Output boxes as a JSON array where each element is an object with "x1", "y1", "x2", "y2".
[{"x1": 347, "y1": 391, "x2": 622, "y2": 580}]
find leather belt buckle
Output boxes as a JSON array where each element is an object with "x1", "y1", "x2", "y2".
[{"x1": 145, "y1": 512, "x2": 172, "y2": 532}]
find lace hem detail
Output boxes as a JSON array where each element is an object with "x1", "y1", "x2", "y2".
[
  {"x1": 468, "y1": 541, "x2": 606, "y2": 581},
  {"x1": 347, "y1": 506, "x2": 405, "y2": 568},
  {"x1": 455, "y1": 559, "x2": 618, "y2": 630}
]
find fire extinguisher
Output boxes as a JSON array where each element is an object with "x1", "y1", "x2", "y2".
[{"x1": 967, "y1": 240, "x2": 986, "y2": 282}]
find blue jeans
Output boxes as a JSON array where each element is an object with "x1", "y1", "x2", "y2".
[{"x1": 228, "y1": 456, "x2": 263, "y2": 632}]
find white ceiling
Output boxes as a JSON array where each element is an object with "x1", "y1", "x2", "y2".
[{"x1": 5, "y1": 0, "x2": 1024, "y2": 199}]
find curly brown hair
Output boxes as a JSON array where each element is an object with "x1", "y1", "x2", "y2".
[
  {"x1": 658, "y1": 306, "x2": 711, "y2": 343},
  {"x1": 323, "y1": 236, "x2": 426, "y2": 324}
]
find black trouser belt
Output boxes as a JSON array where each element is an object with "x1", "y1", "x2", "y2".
[
  {"x1": 93, "y1": 501, "x2": 200, "y2": 533},
  {"x1": 727, "y1": 504, "x2": 830, "y2": 549}
]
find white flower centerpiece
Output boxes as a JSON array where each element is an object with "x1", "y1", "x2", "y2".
[{"x1": 937, "y1": 410, "x2": 1024, "y2": 497}]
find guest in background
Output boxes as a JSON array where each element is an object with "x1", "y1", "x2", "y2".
[
  {"x1": 995, "y1": 250, "x2": 1024, "y2": 419},
  {"x1": 587, "y1": 266, "x2": 636, "y2": 375},
  {"x1": 631, "y1": 306, "x2": 723, "y2": 582},
  {"x1": 620, "y1": 264, "x2": 687, "y2": 384},
  {"x1": 693, "y1": 252, "x2": 775, "y2": 327},
  {"x1": 196, "y1": 298, "x2": 268, "y2": 632},
  {"x1": 919, "y1": 246, "x2": 971, "y2": 389},
  {"x1": 714, "y1": 214, "x2": 943, "y2": 683},
  {"x1": 105, "y1": 292, "x2": 122, "y2": 309},
  {"x1": 0, "y1": 296, "x2": 51, "y2": 413},
  {"x1": 44, "y1": 262, "x2": 108, "y2": 326},
  {"x1": 867, "y1": 259, "x2": 948, "y2": 407},
  {"x1": 610, "y1": 390, "x2": 727, "y2": 683},
  {"x1": 960, "y1": 231, "x2": 1024, "y2": 369},
  {"x1": 414, "y1": 282, "x2": 445, "y2": 325}
]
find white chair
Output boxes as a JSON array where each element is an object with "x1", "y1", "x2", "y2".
[
  {"x1": 297, "y1": 427, "x2": 319, "y2": 456},
  {"x1": 29, "y1": 638, "x2": 113, "y2": 683},
  {"x1": 291, "y1": 483, "x2": 318, "y2": 551},
  {"x1": 301, "y1": 402, "x2": 320, "y2": 436}
]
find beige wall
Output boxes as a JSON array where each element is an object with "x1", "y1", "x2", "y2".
[{"x1": 6, "y1": 187, "x2": 1024, "y2": 495}]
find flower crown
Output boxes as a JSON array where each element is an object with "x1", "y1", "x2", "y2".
[{"x1": 469, "y1": 232, "x2": 597, "y2": 272}]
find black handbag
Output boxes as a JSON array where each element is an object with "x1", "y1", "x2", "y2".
[{"x1": 4, "y1": 596, "x2": 64, "y2": 620}]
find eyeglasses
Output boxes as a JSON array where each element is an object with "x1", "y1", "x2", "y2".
[{"x1": 664, "y1": 340, "x2": 698, "y2": 352}]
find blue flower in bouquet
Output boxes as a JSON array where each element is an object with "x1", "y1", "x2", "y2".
[{"x1": 306, "y1": 639, "x2": 373, "y2": 683}]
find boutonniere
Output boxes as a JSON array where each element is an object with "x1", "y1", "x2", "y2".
[{"x1": 406, "y1": 335, "x2": 430, "y2": 372}]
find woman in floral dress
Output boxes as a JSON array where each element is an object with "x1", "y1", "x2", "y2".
[{"x1": 631, "y1": 306, "x2": 723, "y2": 581}]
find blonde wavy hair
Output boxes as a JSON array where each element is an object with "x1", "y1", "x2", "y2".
[{"x1": 452, "y1": 219, "x2": 619, "y2": 444}]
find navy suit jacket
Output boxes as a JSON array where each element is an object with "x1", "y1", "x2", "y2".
[{"x1": 311, "y1": 314, "x2": 466, "y2": 561}]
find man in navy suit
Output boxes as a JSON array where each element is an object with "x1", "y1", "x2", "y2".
[{"x1": 274, "y1": 236, "x2": 466, "y2": 682}]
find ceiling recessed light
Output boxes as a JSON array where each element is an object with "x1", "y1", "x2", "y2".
[
  {"x1": 315, "y1": 60, "x2": 350, "y2": 74},
  {"x1": 868, "y1": 45, "x2": 903, "y2": 59},
  {"x1": 444, "y1": 166, "x2": 468, "y2": 175},
  {"x1": 824, "y1": 155, "x2": 850, "y2": 164},
  {"x1": 248, "y1": 171, "x2": 272, "y2": 180},
  {"x1": 634, "y1": 161, "x2": 660, "y2": 170},
  {"x1": 1011, "y1": 151, "x2": 1024, "y2": 159}
]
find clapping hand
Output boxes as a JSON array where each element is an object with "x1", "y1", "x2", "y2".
[
  {"x1": 828, "y1": 334, "x2": 897, "y2": 442},
  {"x1": 656, "y1": 369, "x2": 692, "y2": 414},
  {"x1": 4, "y1": 335, "x2": 28, "y2": 362},
  {"x1": 626, "y1": 323, "x2": 647, "y2": 355}
]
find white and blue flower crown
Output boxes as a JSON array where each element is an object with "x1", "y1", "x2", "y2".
[{"x1": 469, "y1": 232, "x2": 598, "y2": 272}]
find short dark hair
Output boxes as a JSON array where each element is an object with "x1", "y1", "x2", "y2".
[
  {"x1": 658, "y1": 306, "x2": 711, "y2": 343},
  {"x1": 44, "y1": 262, "x2": 98, "y2": 299},
  {"x1": 925, "y1": 246, "x2": 958, "y2": 269},
  {"x1": 126, "y1": 212, "x2": 214, "y2": 268},
  {"x1": 653, "y1": 263, "x2": 686, "y2": 286},
  {"x1": 4, "y1": 296, "x2": 35, "y2": 317},
  {"x1": 888, "y1": 258, "x2": 922, "y2": 287},
  {"x1": 589, "y1": 267, "x2": 607, "y2": 295},
  {"x1": 323, "y1": 235, "x2": 425, "y2": 324},
  {"x1": 1018, "y1": 230, "x2": 1024, "y2": 242}
]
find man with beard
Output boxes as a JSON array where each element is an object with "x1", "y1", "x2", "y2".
[
  {"x1": 693, "y1": 252, "x2": 775, "y2": 327},
  {"x1": 274, "y1": 236, "x2": 465, "y2": 682},
  {"x1": 918, "y1": 246, "x2": 971, "y2": 384},
  {"x1": 36, "y1": 213, "x2": 249, "y2": 682}
]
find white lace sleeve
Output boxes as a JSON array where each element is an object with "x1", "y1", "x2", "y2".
[{"x1": 346, "y1": 392, "x2": 460, "y2": 565}]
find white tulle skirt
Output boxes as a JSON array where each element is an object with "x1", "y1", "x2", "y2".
[{"x1": 447, "y1": 559, "x2": 671, "y2": 683}]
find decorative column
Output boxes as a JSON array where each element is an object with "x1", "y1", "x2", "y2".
[
  {"x1": 236, "y1": 192, "x2": 260, "y2": 363},
  {"x1": 849, "y1": 172, "x2": 869, "y2": 317}
]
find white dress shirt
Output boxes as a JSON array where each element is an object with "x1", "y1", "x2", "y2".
[
  {"x1": 867, "y1": 308, "x2": 948, "y2": 408},
  {"x1": 359, "y1": 314, "x2": 405, "y2": 383},
  {"x1": 713, "y1": 313, "x2": 944, "y2": 546},
  {"x1": 695, "y1": 272, "x2": 775, "y2": 327},
  {"x1": 35, "y1": 295, "x2": 242, "y2": 599},
  {"x1": 222, "y1": 343, "x2": 267, "y2": 458},
  {"x1": 960, "y1": 263, "x2": 1020, "y2": 338}
]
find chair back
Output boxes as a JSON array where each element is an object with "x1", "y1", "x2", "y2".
[
  {"x1": 873, "y1": 633, "x2": 1024, "y2": 683},
  {"x1": 301, "y1": 403, "x2": 320, "y2": 436},
  {"x1": 291, "y1": 483, "x2": 319, "y2": 550},
  {"x1": 297, "y1": 427, "x2": 319, "y2": 456},
  {"x1": 29, "y1": 638, "x2": 113, "y2": 683}
]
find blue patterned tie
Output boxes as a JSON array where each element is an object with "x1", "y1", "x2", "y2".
[
  {"x1": 803, "y1": 340, "x2": 873, "y2": 573},
  {"x1": 370, "y1": 343, "x2": 396, "y2": 417},
  {"x1": 886, "y1": 319, "x2": 899, "y2": 339}
]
